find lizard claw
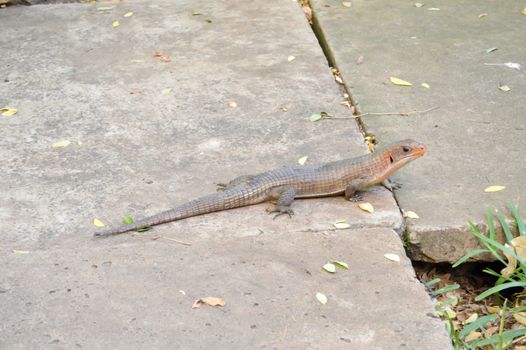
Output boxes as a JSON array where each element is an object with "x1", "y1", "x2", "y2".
[
  {"x1": 348, "y1": 194, "x2": 364, "y2": 203},
  {"x1": 267, "y1": 206, "x2": 294, "y2": 219}
]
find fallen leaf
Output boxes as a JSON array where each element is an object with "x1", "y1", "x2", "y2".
[
  {"x1": 1, "y1": 107, "x2": 17, "y2": 116},
  {"x1": 97, "y1": 6, "x2": 114, "y2": 11},
  {"x1": 342, "y1": 1, "x2": 351, "y2": 8},
  {"x1": 356, "y1": 55, "x2": 364, "y2": 64},
  {"x1": 501, "y1": 236, "x2": 526, "y2": 277},
  {"x1": 161, "y1": 88, "x2": 173, "y2": 95},
  {"x1": 465, "y1": 331, "x2": 482, "y2": 342},
  {"x1": 403, "y1": 210, "x2": 420, "y2": 219},
  {"x1": 228, "y1": 101, "x2": 237, "y2": 108},
  {"x1": 445, "y1": 309, "x2": 456, "y2": 319},
  {"x1": 333, "y1": 261, "x2": 349, "y2": 269},
  {"x1": 112, "y1": 20, "x2": 120, "y2": 28},
  {"x1": 298, "y1": 156, "x2": 308, "y2": 165},
  {"x1": 486, "y1": 326, "x2": 498, "y2": 335},
  {"x1": 316, "y1": 292, "x2": 327, "y2": 304},
  {"x1": 179, "y1": 290, "x2": 186, "y2": 295},
  {"x1": 340, "y1": 101, "x2": 351, "y2": 109},
  {"x1": 414, "y1": 2, "x2": 423, "y2": 8},
  {"x1": 123, "y1": 11, "x2": 133, "y2": 17},
  {"x1": 486, "y1": 305, "x2": 500, "y2": 314},
  {"x1": 12, "y1": 249, "x2": 30, "y2": 254},
  {"x1": 309, "y1": 114, "x2": 322, "y2": 122},
  {"x1": 52, "y1": 140, "x2": 71, "y2": 148},
  {"x1": 287, "y1": 55, "x2": 295, "y2": 62},
  {"x1": 333, "y1": 220, "x2": 351, "y2": 229},
  {"x1": 323, "y1": 263, "x2": 336, "y2": 273},
  {"x1": 358, "y1": 202, "x2": 374, "y2": 213},
  {"x1": 192, "y1": 297, "x2": 225, "y2": 308},
  {"x1": 486, "y1": 47, "x2": 498, "y2": 53},
  {"x1": 478, "y1": 13, "x2": 488, "y2": 18},
  {"x1": 384, "y1": 253, "x2": 400, "y2": 262},
  {"x1": 130, "y1": 59, "x2": 144, "y2": 63},
  {"x1": 280, "y1": 107, "x2": 288, "y2": 112},
  {"x1": 428, "y1": 7, "x2": 440, "y2": 11},
  {"x1": 390, "y1": 77, "x2": 412, "y2": 86},
  {"x1": 192, "y1": 11, "x2": 204, "y2": 16},
  {"x1": 421, "y1": 83, "x2": 430, "y2": 89},
  {"x1": 153, "y1": 50, "x2": 171, "y2": 62},
  {"x1": 498, "y1": 85, "x2": 510, "y2": 92},
  {"x1": 130, "y1": 88, "x2": 142, "y2": 94},
  {"x1": 514, "y1": 312, "x2": 526, "y2": 326},
  {"x1": 522, "y1": 6, "x2": 526, "y2": 16},
  {"x1": 334, "y1": 75, "x2": 344, "y2": 84},
  {"x1": 93, "y1": 219, "x2": 105, "y2": 227},
  {"x1": 484, "y1": 185, "x2": 505, "y2": 192},
  {"x1": 464, "y1": 313, "x2": 478, "y2": 324}
]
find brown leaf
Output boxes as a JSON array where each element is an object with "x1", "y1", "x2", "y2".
[{"x1": 192, "y1": 296, "x2": 225, "y2": 308}]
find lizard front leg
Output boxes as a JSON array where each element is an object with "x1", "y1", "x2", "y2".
[
  {"x1": 345, "y1": 176, "x2": 377, "y2": 202},
  {"x1": 266, "y1": 186, "x2": 296, "y2": 219}
]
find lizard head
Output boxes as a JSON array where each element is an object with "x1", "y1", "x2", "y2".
[{"x1": 384, "y1": 139, "x2": 426, "y2": 170}]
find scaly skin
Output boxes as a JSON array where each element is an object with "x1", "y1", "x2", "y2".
[{"x1": 94, "y1": 139, "x2": 426, "y2": 237}]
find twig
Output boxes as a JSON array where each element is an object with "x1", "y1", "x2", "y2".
[
  {"x1": 152, "y1": 235, "x2": 192, "y2": 246},
  {"x1": 355, "y1": 106, "x2": 439, "y2": 118}
]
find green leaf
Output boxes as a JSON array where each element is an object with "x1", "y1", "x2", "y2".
[
  {"x1": 136, "y1": 226, "x2": 151, "y2": 232},
  {"x1": 459, "y1": 314, "x2": 498, "y2": 338},
  {"x1": 323, "y1": 263, "x2": 336, "y2": 273},
  {"x1": 507, "y1": 203, "x2": 526, "y2": 236},
  {"x1": 494, "y1": 210, "x2": 514, "y2": 243},
  {"x1": 333, "y1": 261, "x2": 349, "y2": 269},
  {"x1": 424, "y1": 278, "x2": 441, "y2": 287},
  {"x1": 122, "y1": 216, "x2": 134, "y2": 225},
  {"x1": 475, "y1": 281, "x2": 526, "y2": 301},
  {"x1": 433, "y1": 283, "x2": 460, "y2": 296},
  {"x1": 452, "y1": 249, "x2": 490, "y2": 267},
  {"x1": 309, "y1": 114, "x2": 322, "y2": 122},
  {"x1": 486, "y1": 47, "x2": 498, "y2": 53}
]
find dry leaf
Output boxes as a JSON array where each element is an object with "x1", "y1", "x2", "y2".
[
  {"x1": 161, "y1": 88, "x2": 173, "y2": 94},
  {"x1": 287, "y1": 55, "x2": 296, "y2": 62},
  {"x1": 179, "y1": 290, "x2": 186, "y2": 295},
  {"x1": 384, "y1": 253, "x2": 400, "y2": 262},
  {"x1": 356, "y1": 55, "x2": 364, "y2": 64},
  {"x1": 498, "y1": 85, "x2": 510, "y2": 92},
  {"x1": 130, "y1": 88, "x2": 142, "y2": 94},
  {"x1": 340, "y1": 100, "x2": 351, "y2": 109},
  {"x1": 124, "y1": 12, "x2": 133, "y2": 17},
  {"x1": 153, "y1": 50, "x2": 171, "y2": 62},
  {"x1": 333, "y1": 220, "x2": 350, "y2": 229},
  {"x1": 334, "y1": 75, "x2": 344, "y2": 84},
  {"x1": 342, "y1": 1, "x2": 351, "y2": 8},
  {"x1": 358, "y1": 202, "x2": 374, "y2": 213},
  {"x1": 52, "y1": 140, "x2": 71, "y2": 148},
  {"x1": 478, "y1": 13, "x2": 488, "y2": 18},
  {"x1": 486, "y1": 326, "x2": 498, "y2": 336},
  {"x1": 298, "y1": 156, "x2": 308, "y2": 165},
  {"x1": 316, "y1": 292, "x2": 327, "y2": 304},
  {"x1": 465, "y1": 331, "x2": 482, "y2": 342},
  {"x1": 414, "y1": 2, "x2": 423, "y2": 7},
  {"x1": 192, "y1": 297, "x2": 225, "y2": 308},
  {"x1": 390, "y1": 77, "x2": 412, "y2": 86},
  {"x1": 421, "y1": 83, "x2": 430, "y2": 89},
  {"x1": 131, "y1": 59, "x2": 144, "y2": 63},
  {"x1": 93, "y1": 219, "x2": 105, "y2": 227},
  {"x1": 464, "y1": 313, "x2": 478, "y2": 324},
  {"x1": 501, "y1": 236, "x2": 526, "y2": 277},
  {"x1": 522, "y1": 6, "x2": 526, "y2": 16},
  {"x1": 484, "y1": 185, "x2": 505, "y2": 192},
  {"x1": 428, "y1": 7, "x2": 440, "y2": 11},
  {"x1": 112, "y1": 20, "x2": 120, "y2": 28},
  {"x1": 1, "y1": 107, "x2": 17, "y2": 116},
  {"x1": 12, "y1": 249, "x2": 29, "y2": 254},
  {"x1": 486, "y1": 305, "x2": 500, "y2": 314},
  {"x1": 403, "y1": 210, "x2": 419, "y2": 219},
  {"x1": 323, "y1": 263, "x2": 336, "y2": 273},
  {"x1": 228, "y1": 101, "x2": 237, "y2": 108},
  {"x1": 280, "y1": 107, "x2": 288, "y2": 112},
  {"x1": 514, "y1": 312, "x2": 526, "y2": 326}
]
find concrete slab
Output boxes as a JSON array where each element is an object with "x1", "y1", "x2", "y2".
[
  {"x1": 311, "y1": 0, "x2": 526, "y2": 262},
  {"x1": 0, "y1": 0, "x2": 450, "y2": 348},
  {"x1": 1, "y1": 228, "x2": 451, "y2": 349}
]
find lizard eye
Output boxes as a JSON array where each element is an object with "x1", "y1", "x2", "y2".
[{"x1": 402, "y1": 146, "x2": 410, "y2": 152}]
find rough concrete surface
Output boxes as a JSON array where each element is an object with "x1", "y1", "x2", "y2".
[
  {"x1": 1, "y1": 0, "x2": 451, "y2": 348},
  {"x1": 312, "y1": 0, "x2": 526, "y2": 262}
]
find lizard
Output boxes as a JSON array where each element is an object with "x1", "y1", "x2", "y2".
[{"x1": 94, "y1": 139, "x2": 426, "y2": 237}]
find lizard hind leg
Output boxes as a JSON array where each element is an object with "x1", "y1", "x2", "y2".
[{"x1": 266, "y1": 186, "x2": 296, "y2": 219}]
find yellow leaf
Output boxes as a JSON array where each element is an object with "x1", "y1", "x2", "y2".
[
  {"x1": 358, "y1": 202, "x2": 374, "y2": 213},
  {"x1": 522, "y1": 6, "x2": 526, "y2": 16},
  {"x1": 298, "y1": 156, "x2": 308, "y2": 165},
  {"x1": 342, "y1": 1, "x2": 352, "y2": 8},
  {"x1": 228, "y1": 101, "x2": 237, "y2": 108},
  {"x1": 161, "y1": 88, "x2": 172, "y2": 94},
  {"x1": 52, "y1": 140, "x2": 71, "y2": 148},
  {"x1": 192, "y1": 296, "x2": 225, "y2": 308},
  {"x1": 428, "y1": 7, "x2": 440, "y2": 11},
  {"x1": 279, "y1": 106, "x2": 288, "y2": 112},
  {"x1": 421, "y1": 83, "x2": 430, "y2": 89},
  {"x1": 484, "y1": 185, "x2": 505, "y2": 193},
  {"x1": 124, "y1": 12, "x2": 134, "y2": 17},
  {"x1": 333, "y1": 220, "x2": 350, "y2": 229},
  {"x1": 414, "y1": 2, "x2": 423, "y2": 7},
  {"x1": 403, "y1": 210, "x2": 419, "y2": 219},
  {"x1": 464, "y1": 313, "x2": 478, "y2": 324},
  {"x1": 287, "y1": 55, "x2": 295, "y2": 62},
  {"x1": 478, "y1": 13, "x2": 488, "y2": 18},
  {"x1": 486, "y1": 305, "x2": 500, "y2": 314},
  {"x1": 316, "y1": 292, "x2": 327, "y2": 304},
  {"x1": 465, "y1": 331, "x2": 482, "y2": 342},
  {"x1": 514, "y1": 312, "x2": 526, "y2": 326},
  {"x1": 112, "y1": 21, "x2": 120, "y2": 28},
  {"x1": 97, "y1": 6, "x2": 114, "y2": 11},
  {"x1": 498, "y1": 85, "x2": 511, "y2": 92},
  {"x1": 390, "y1": 77, "x2": 412, "y2": 86},
  {"x1": 93, "y1": 219, "x2": 105, "y2": 227},
  {"x1": 323, "y1": 263, "x2": 336, "y2": 273},
  {"x1": 384, "y1": 253, "x2": 400, "y2": 262},
  {"x1": 12, "y1": 249, "x2": 29, "y2": 254},
  {"x1": 1, "y1": 107, "x2": 18, "y2": 116}
]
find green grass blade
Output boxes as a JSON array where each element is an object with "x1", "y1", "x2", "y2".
[
  {"x1": 486, "y1": 208, "x2": 496, "y2": 241},
  {"x1": 452, "y1": 249, "x2": 490, "y2": 268},
  {"x1": 458, "y1": 314, "x2": 498, "y2": 338},
  {"x1": 471, "y1": 327, "x2": 526, "y2": 347},
  {"x1": 433, "y1": 283, "x2": 460, "y2": 296},
  {"x1": 469, "y1": 222, "x2": 506, "y2": 264},
  {"x1": 470, "y1": 227, "x2": 526, "y2": 269},
  {"x1": 507, "y1": 203, "x2": 526, "y2": 236},
  {"x1": 475, "y1": 281, "x2": 526, "y2": 301},
  {"x1": 494, "y1": 210, "x2": 514, "y2": 243},
  {"x1": 424, "y1": 278, "x2": 441, "y2": 287}
]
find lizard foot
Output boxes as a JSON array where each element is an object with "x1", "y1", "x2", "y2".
[
  {"x1": 348, "y1": 194, "x2": 364, "y2": 203},
  {"x1": 214, "y1": 183, "x2": 227, "y2": 192},
  {"x1": 266, "y1": 206, "x2": 294, "y2": 219}
]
